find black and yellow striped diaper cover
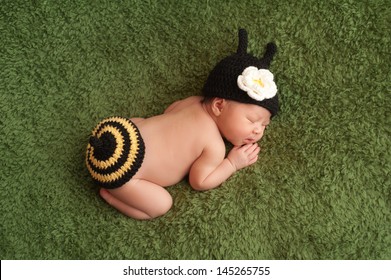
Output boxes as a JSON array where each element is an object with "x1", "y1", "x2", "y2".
[{"x1": 86, "y1": 116, "x2": 145, "y2": 189}]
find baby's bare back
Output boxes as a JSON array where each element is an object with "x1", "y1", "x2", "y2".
[{"x1": 132, "y1": 100, "x2": 220, "y2": 186}]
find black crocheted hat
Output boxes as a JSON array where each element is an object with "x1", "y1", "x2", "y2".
[
  {"x1": 86, "y1": 117, "x2": 145, "y2": 189},
  {"x1": 203, "y1": 29, "x2": 279, "y2": 117}
]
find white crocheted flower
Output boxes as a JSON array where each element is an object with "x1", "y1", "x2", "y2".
[{"x1": 237, "y1": 66, "x2": 277, "y2": 101}]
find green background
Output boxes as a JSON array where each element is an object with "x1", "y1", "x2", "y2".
[{"x1": 1, "y1": 0, "x2": 390, "y2": 259}]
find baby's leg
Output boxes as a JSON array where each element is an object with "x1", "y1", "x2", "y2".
[{"x1": 100, "y1": 179, "x2": 172, "y2": 220}]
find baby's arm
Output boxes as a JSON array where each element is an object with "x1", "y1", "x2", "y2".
[{"x1": 189, "y1": 143, "x2": 260, "y2": 191}]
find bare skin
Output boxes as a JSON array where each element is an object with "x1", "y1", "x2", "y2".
[{"x1": 100, "y1": 96, "x2": 271, "y2": 220}]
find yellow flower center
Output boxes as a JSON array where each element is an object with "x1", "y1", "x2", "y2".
[{"x1": 254, "y1": 78, "x2": 265, "y2": 87}]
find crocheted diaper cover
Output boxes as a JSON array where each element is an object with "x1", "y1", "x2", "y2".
[{"x1": 86, "y1": 116, "x2": 145, "y2": 189}]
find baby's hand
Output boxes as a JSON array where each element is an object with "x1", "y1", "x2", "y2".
[{"x1": 227, "y1": 143, "x2": 261, "y2": 171}]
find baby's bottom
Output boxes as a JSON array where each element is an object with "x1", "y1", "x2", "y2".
[{"x1": 100, "y1": 179, "x2": 172, "y2": 220}]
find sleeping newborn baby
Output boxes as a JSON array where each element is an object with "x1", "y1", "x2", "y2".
[{"x1": 86, "y1": 29, "x2": 279, "y2": 220}]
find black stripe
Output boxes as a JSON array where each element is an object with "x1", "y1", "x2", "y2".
[{"x1": 87, "y1": 121, "x2": 132, "y2": 175}]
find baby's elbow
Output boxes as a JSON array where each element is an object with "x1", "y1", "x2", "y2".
[
  {"x1": 189, "y1": 178, "x2": 207, "y2": 191},
  {"x1": 189, "y1": 169, "x2": 221, "y2": 191},
  {"x1": 189, "y1": 180, "x2": 204, "y2": 191},
  {"x1": 191, "y1": 183, "x2": 206, "y2": 191},
  {"x1": 190, "y1": 179, "x2": 217, "y2": 191}
]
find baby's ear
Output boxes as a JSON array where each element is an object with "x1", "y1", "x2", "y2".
[{"x1": 211, "y1": 98, "x2": 226, "y2": 116}]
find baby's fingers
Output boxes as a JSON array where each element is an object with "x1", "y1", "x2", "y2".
[
  {"x1": 248, "y1": 146, "x2": 260, "y2": 161},
  {"x1": 242, "y1": 143, "x2": 259, "y2": 153},
  {"x1": 239, "y1": 144, "x2": 260, "y2": 165},
  {"x1": 248, "y1": 154, "x2": 259, "y2": 165}
]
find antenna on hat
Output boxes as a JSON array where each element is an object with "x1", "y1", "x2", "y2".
[
  {"x1": 260, "y1": 42, "x2": 277, "y2": 68},
  {"x1": 236, "y1": 28, "x2": 248, "y2": 54}
]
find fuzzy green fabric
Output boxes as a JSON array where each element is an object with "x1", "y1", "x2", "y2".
[{"x1": 1, "y1": 0, "x2": 390, "y2": 260}]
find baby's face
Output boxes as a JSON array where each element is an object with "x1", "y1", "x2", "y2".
[{"x1": 218, "y1": 101, "x2": 271, "y2": 146}]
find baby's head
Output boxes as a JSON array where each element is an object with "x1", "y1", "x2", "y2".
[
  {"x1": 203, "y1": 29, "x2": 279, "y2": 116},
  {"x1": 202, "y1": 29, "x2": 279, "y2": 145}
]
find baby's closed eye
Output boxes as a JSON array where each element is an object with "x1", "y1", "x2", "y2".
[{"x1": 247, "y1": 117, "x2": 258, "y2": 123}]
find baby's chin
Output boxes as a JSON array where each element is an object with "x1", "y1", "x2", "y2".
[
  {"x1": 229, "y1": 139, "x2": 254, "y2": 146},
  {"x1": 224, "y1": 135, "x2": 255, "y2": 146}
]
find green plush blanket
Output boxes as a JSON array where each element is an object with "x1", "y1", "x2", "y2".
[{"x1": 1, "y1": 0, "x2": 390, "y2": 259}]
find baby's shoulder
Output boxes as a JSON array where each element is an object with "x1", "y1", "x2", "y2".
[{"x1": 164, "y1": 96, "x2": 203, "y2": 114}]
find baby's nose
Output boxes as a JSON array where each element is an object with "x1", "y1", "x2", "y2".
[{"x1": 254, "y1": 125, "x2": 265, "y2": 135}]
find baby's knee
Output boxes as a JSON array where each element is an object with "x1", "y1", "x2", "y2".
[{"x1": 149, "y1": 193, "x2": 173, "y2": 219}]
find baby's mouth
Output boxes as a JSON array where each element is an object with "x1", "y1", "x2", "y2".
[{"x1": 244, "y1": 138, "x2": 256, "y2": 144}]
